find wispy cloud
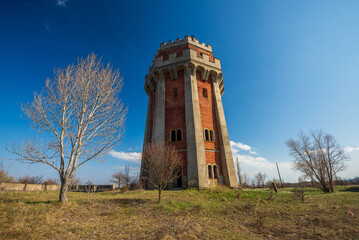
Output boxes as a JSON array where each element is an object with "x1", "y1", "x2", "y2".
[
  {"x1": 344, "y1": 147, "x2": 359, "y2": 152},
  {"x1": 231, "y1": 140, "x2": 297, "y2": 182},
  {"x1": 230, "y1": 141, "x2": 257, "y2": 154},
  {"x1": 55, "y1": 0, "x2": 69, "y2": 7},
  {"x1": 108, "y1": 150, "x2": 142, "y2": 163}
]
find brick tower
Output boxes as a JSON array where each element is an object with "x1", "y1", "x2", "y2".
[{"x1": 141, "y1": 36, "x2": 237, "y2": 189}]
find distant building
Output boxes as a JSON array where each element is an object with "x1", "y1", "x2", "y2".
[{"x1": 141, "y1": 36, "x2": 237, "y2": 189}]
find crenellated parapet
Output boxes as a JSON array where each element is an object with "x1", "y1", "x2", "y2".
[
  {"x1": 145, "y1": 36, "x2": 225, "y2": 96},
  {"x1": 159, "y1": 36, "x2": 212, "y2": 52}
]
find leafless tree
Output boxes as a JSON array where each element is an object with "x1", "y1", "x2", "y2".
[
  {"x1": 286, "y1": 130, "x2": 348, "y2": 193},
  {"x1": 129, "y1": 173, "x2": 140, "y2": 190},
  {"x1": 255, "y1": 172, "x2": 267, "y2": 188},
  {"x1": 142, "y1": 143, "x2": 182, "y2": 203},
  {"x1": 68, "y1": 176, "x2": 82, "y2": 188},
  {"x1": 110, "y1": 168, "x2": 128, "y2": 189},
  {"x1": 123, "y1": 166, "x2": 131, "y2": 187},
  {"x1": 6, "y1": 54, "x2": 127, "y2": 203},
  {"x1": 43, "y1": 178, "x2": 59, "y2": 185},
  {"x1": 0, "y1": 161, "x2": 14, "y2": 183},
  {"x1": 242, "y1": 173, "x2": 249, "y2": 188},
  {"x1": 236, "y1": 158, "x2": 243, "y2": 187},
  {"x1": 18, "y1": 175, "x2": 43, "y2": 184}
]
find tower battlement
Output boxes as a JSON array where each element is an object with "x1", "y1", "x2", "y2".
[{"x1": 159, "y1": 36, "x2": 212, "y2": 52}]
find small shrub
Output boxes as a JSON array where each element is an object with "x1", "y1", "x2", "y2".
[
  {"x1": 267, "y1": 189, "x2": 275, "y2": 201},
  {"x1": 292, "y1": 187, "x2": 305, "y2": 202}
]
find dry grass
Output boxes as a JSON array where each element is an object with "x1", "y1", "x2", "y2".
[{"x1": 0, "y1": 186, "x2": 358, "y2": 239}]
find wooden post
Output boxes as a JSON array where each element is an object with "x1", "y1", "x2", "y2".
[
  {"x1": 276, "y1": 162, "x2": 283, "y2": 188},
  {"x1": 272, "y1": 182, "x2": 278, "y2": 193}
]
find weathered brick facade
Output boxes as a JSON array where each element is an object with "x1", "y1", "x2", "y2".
[{"x1": 141, "y1": 36, "x2": 238, "y2": 189}]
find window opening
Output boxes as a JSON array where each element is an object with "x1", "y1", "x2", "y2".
[
  {"x1": 208, "y1": 165, "x2": 213, "y2": 178},
  {"x1": 204, "y1": 129, "x2": 209, "y2": 141},
  {"x1": 177, "y1": 129, "x2": 182, "y2": 141},
  {"x1": 210, "y1": 130, "x2": 215, "y2": 142},
  {"x1": 170, "y1": 130, "x2": 176, "y2": 142},
  {"x1": 173, "y1": 88, "x2": 178, "y2": 98},
  {"x1": 213, "y1": 165, "x2": 218, "y2": 179},
  {"x1": 203, "y1": 88, "x2": 208, "y2": 98}
]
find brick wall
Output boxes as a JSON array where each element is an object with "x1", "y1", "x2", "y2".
[
  {"x1": 149, "y1": 91, "x2": 156, "y2": 141},
  {"x1": 164, "y1": 70, "x2": 188, "y2": 175},
  {"x1": 196, "y1": 71, "x2": 223, "y2": 175},
  {"x1": 159, "y1": 44, "x2": 214, "y2": 62}
]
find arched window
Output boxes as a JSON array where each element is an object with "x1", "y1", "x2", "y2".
[
  {"x1": 213, "y1": 165, "x2": 218, "y2": 179},
  {"x1": 203, "y1": 88, "x2": 208, "y2": 98},
  {"x1": 204, "y1": 129, "x2": 209, "y2": 141},
  {"x1": 210, "y1": 130, "x2": 215, "y2": 142},
  {"x1": 177, "y1": 129, "x2": 182, "y2": 141},
  {"x1": 208, "y1": 165, "x2": 213, "y2": 178},
  {"x1": 170, "y1": 130, "x2": 176, "y2": 142}
]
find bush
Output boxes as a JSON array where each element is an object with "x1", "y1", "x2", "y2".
[{"x1": 18, "y1": 175, "x2": 43, "y2": 184}]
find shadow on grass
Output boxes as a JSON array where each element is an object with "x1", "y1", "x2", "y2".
[
  {"x1": 340, "y1": 187, "x2": 359, "y2": 192},
  {"x1": 100, "y1": 198, "x2": 152, "y2": 205},
  {"x1": 25, "y1": 200, "x2": 54, "y2": 205}
]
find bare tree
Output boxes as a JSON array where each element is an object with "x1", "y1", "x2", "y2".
[
  {"x1": 142, "y1": 143, "x2": 182, "y2": 203},
  {"x1": 0, "y1": 161, "x2": 14, "y2": 183},
  {"x1": 18, "y1": 175, "x2": 43, "y2": 184},
  {"x1": 129, "y1": 173, "x2": 140, "y2": 190},
  {"x1": 43, "y1": 178, "x2": 59, "y2": 185},
  {"x1": 286, "y1": 130, "x2": 348, "y2": 193},
  {"x1": 110, "y1": 169, "x2": 127, "y2": 189},
  {"x1": 6, "y1": 54, "x2": 127, "y2": 203},
  {"x1": 242, "y1": 173, "x2": 249, "y2": 188},
  {"x1": 236, "y1": 158, "x2": 243, "y2": 187},
  {"x1": 123, "y1": 166, "x2": 131, "y2": 187},
  {"x1": 254, "y1": 172, "x2": 267, "y2": 188}
]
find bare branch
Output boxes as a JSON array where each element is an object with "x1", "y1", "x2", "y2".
[{"x1": 6, "y1": 53, "x2": 127, "y2": 203}]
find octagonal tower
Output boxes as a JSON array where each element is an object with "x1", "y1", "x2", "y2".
[{"x1": 141, "y1": 36, "x2": 237, "y2": 189}]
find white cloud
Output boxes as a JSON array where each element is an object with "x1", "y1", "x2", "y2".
[
  {"x1": 108, "y1": 150, "x2": 142, "y2": 163},
  {"x1": 230, "y1": 141, "x2": 257, "y2": 154},
  {"x1": 55, "y1": 0, "x2": 69, "y2": 7},
  {"x1": 231, "y1": 140, "x2": 299, "y2": 182},
  {"x1": 344, "y1": 147, "x2": 359, "y2": 152}
]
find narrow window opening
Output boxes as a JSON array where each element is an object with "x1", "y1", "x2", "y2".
[
  {"x1": 177, "y1": 129, "x2": 182, "y2": 141},
  {"x1": 203, "y1": 88, "x2": 208, "y2": 98},
  {"x1": 213, "y1": 165, "x2": 218, "y2": 179},
  {"x1": 210, "y1": 130, "x2": 214, "y2": 142},
  {"x1": 170, "y1": 130, "x2": 176, "y2": 142},
  {"x1": 173, "y1": 88, "x2": 178, "y2": 98},
  {"x1": 204, "y1": 129, "x2": 209, "y2": 141},
  {"x1": 208, "y1": 165, "x2": 213, "y2": 178}
]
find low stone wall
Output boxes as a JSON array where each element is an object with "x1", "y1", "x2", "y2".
[
  {"x1": 0, "y1": 182, "x2": 116, "y2": 192},
  {"x1": 69, "y1": 184, "x2": 116, "y2": 192},
  {"x1": 0, "y1": 182, "x2": 60, "y2": 191}
]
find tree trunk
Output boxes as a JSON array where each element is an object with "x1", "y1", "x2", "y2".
[
  {"x1": 158, "y1": 188, "x2": 161, "y2": 203},
  {"x1": 320, "y1": 184, "x2": 330, "y2": 193},
  {"x1": 59, "y1": 179, "x2": 69, "y2": 203},
  {"x1": 329, "y1": 179, "x2": 334, "y2": 192}
]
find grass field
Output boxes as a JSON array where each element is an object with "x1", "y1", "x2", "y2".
[{"x1": 0, "y1": 186, "x2": 358, "y2": 239}]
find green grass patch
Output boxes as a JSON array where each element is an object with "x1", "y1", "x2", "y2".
[{"x1": 0, "y1": 186, "x2": 358, "y2": 239}]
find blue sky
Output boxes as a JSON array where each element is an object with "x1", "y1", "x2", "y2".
[{"x1": 0, "y1": 0, "x2": 358, "y2": 184}]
